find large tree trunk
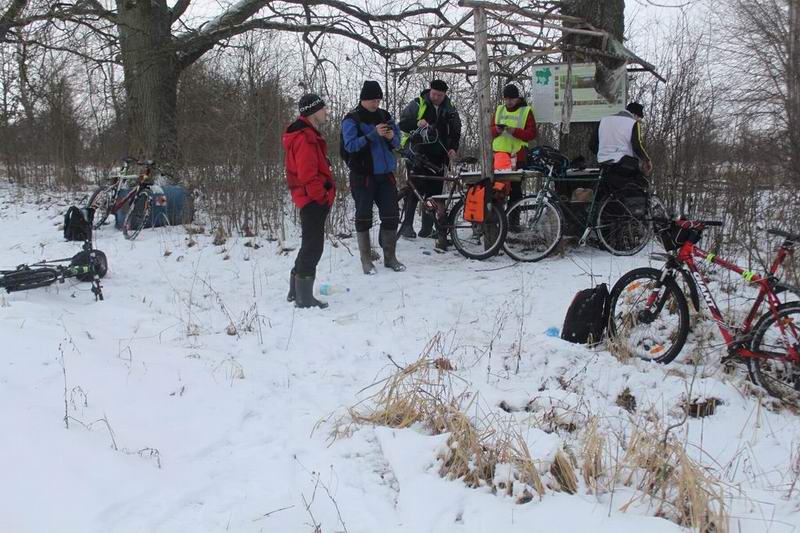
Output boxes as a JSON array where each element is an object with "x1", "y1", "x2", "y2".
[
  {"x1": 117, "y1": 0, "x2": 180, "y2": 175},
  {"x1": 788, "y1": 0, "x2": 800, "y2": 184},
  {"x1": 559, "y1": 0, "x2": 625, "y2": 163}
]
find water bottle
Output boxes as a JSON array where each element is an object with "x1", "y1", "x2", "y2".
[
  {"x1": 544, "y1": 327, "x2": 560, "y2": 338},
  {"x1": 319, "y1": 283, "x2": 349, "y2": 296}
]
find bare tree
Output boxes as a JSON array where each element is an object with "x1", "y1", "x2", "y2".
[
  {"x1": 559, "y1": 0, "x2": 625, "y2": 162},
  {"x1": 9, "y1": 0, "x2": 448, "y2": 175},
  {"x1": 0, "y1": 0, "x2": 28, "y2": 43},
  {"x1": 718, "y1": 0, "x2": 800, "y2": 184}
]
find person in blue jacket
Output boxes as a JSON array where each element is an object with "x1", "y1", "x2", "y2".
[{"x1": 341, "y1": 80, "x2": 406, "y2": 275}]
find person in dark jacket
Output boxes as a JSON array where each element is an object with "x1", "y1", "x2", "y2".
[
  {"x1": 282, "y1": 93, "x2": 335, "y2": 309},
  {"x1": 397, "y1": 79, "x2": 462, "y2": 239},
  {"x1": 341, "y1": 80, "x2": 406, "y2": 275}
]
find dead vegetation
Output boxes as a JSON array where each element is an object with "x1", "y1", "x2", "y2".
[{"x1": 342, "y1": 354, "x2": 732, "y2": 531}]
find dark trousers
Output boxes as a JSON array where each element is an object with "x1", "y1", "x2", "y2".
[
  {"x1": 351, "y1": 173, "x2": 400, "y2": 232},
  {"x1": 402, "y1": 163, "x2": 446, "y2": 230},
  {"x1": 294, "y1": 202, "x2": 329, "y2": 277}
]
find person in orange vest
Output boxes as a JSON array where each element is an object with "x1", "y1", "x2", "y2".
[{"x1": 491, "y1": 83, "x2": 537, "y2": 229}]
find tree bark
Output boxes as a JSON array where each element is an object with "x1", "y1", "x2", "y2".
[
  {"x1": 788, "y1": 0, "x2": 800, "y2": 184},
  {"x1": 559, "y1": 0, "x2": 625, "y2": 163},
  {"x1": 117, "y1": 0, "x2": 179, "y2": 174}
]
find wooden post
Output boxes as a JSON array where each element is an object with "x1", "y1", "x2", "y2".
[{"x1": 473, "y1": 6, "x2": 493, "y2": 179}]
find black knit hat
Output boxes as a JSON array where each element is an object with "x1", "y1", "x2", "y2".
[
  {"x1": 503, "y1": 84, "x2": 520, "y2": 98},
  {"x1": 626, "y1": 102, "x2": 644, "y2": 118},
  {"x1": 298, "y1": 93, "x2": 325, "y2": 117},
  {"x1": 359, "y1": 80, "x2": 383, "y2": 101},
  {"x1": 430, "y1": 79, "x2": 449, "y2": 92}
]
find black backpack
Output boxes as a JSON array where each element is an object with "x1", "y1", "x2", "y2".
[
  {"x1": 339, "y1": 108, "x2": 390, "y2": 174},
  {"x1": 64, "y1": 206, "x2": 93, "y2": 241},
  {"x1": 561, "y1": 284, "x2": 610, "y2": 345}
]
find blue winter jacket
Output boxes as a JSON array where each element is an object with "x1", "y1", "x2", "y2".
[{"x1": 341, "y1": 109, "x2": 400, "y2": 175}]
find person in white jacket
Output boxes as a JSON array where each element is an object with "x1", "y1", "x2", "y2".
[{"x1": 591, "y1": 102, "x2": 653, "y2": 189}]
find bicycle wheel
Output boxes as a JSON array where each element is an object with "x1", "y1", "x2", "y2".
[
  {"x1": 448, "y1": 198, "x2": 507, "y2": 260},
  {"x1": 748, "y1": 303, "x2": 800, "y2": 403},
  {"x1": 88, "y1": 187, "x2": 114, "y2": 229},
  {"x1": 596, "y1": 191, "x2": 653, "y2": 256},
  {"x1": 608, "y1": 267, "x2": 690, "y2": 363},
  {"x1": 503, "y1": 196, "x2": 562, "y2": 262},
  {"x1": 123, "y1": 191, "x2": 151, "y2": 240},
  {"x1": 0, "y1": 268, "x2": 58, "y2": 293}
]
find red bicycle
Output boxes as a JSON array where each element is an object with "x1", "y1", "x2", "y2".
[
  {"x1": 608, "y1": 218, "x2": 800, "y2": 402},
  {"x1": 88, "y1": 158, "x2": 162, "y2": 240}
]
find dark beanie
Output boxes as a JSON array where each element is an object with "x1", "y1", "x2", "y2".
[
  {"x1": 430, "y1": 79, "x2": 449, "y2": 92},
  {"x1": 626, "y1": 102, "x2": 644, "y2": 118},
  {"x1": 298, "y1": 94, "x2": 325, "y2": 117},
  {"x1": 360, "y1": 80, "x2": 383, "y2": 101},
  {"x1": 503, "y1": 84, "x2": 520, "y2": 98}
]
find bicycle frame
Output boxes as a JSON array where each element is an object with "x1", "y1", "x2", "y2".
[
  {"x1": 666, "y1": 238, "x2": 798, "y2": 361},
  {"x1": 98, "y1": 159, "x2": 155, "y2": 216}
]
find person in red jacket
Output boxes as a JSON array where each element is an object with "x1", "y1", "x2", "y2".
[{"x1": 283, "y1": 94, "x2": 335, "y2": 309}]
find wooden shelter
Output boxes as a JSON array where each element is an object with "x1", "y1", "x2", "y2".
[{"x1": 393, "y1": 0, "x2": 663, "y2": 179}]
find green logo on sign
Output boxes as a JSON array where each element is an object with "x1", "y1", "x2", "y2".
[{"x1": 535, "y1": 68, "x2": 552, "y2": 85}]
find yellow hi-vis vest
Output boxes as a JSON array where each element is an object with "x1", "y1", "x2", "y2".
[
  {"x1": 492, "y1": 104, "x2": 532, "y2": 154},
  {"x1": 400, "y1": 96, "x2": 427, "y2": 148}
]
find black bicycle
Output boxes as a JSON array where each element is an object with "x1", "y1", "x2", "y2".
[
  {"x1": 397, "y1": 128, "x2": 509, "y2": 260},
  {"x1": 504, "y1": 146, "x2": 666, "y2": 262},
  {"x1": 0, "y1": 240, "x2": 108, "y2": 300}
]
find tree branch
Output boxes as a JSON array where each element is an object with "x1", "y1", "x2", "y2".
[
  {"x1": 170, "y1": 0, "x2": 192, "y2": 24},
  {"x1": 0, "y1": 0, "x2": 29, "y2": 42},
  {"x1": 176, "y1": 0, "x2": 440, "y2": 68}
]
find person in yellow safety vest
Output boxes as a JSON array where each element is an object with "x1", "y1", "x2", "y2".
[
  {"x1": 398, "y1": 79, "x2": 461, "y2": 240},
  {"x1": 491, "y1": 83, "x2": 537, "y2": 231}
]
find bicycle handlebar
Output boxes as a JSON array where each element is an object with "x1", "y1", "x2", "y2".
[
  {"x1": 767, "y1": 228, "x2": 800, "y2": 242},
  {"x1": 121, "y1": 158, "x2": 155, "y2": 168},
  {"x1": 653, "y1": 217, "x2": 723, "y2": 228}
]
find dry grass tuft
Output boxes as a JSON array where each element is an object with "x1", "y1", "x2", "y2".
[
  {"x1": 616, "y1": 387, "x2": 637, "y2": 413},
  {"x1": 550, "y1": 449, "x2": 579, "y2": 494},
  {"x1": 349, "y1": 356, "x2": 546, "y2": 501},
  {"x1": 344, "y1": 353, "x2": 730, "y2": 531},
  {"x1": 581, "y1": 419, "x2": 606, "y2": 494},
  {"x1": 618, "y1": 423, "x2": 728, "y2": 532}
]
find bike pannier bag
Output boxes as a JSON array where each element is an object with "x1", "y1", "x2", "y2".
[
  {"x1": 64, "y1": 206, "x2": 93, "y2": 241},
  {"x1": 561, "y1": 283, "x2": 610, "y2": 345},
  {"x1": 464, "y1": 184, "x2": 486, "y2": 223},
  {"x1": 114, "y1": 185, "x2": 192, "y2": 230},
  {"x1": 658, "y1": 220, "x2": 704, "y2": 252}
]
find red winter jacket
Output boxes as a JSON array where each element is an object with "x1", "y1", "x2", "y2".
[{"x1": 283, "y1": 116, "x2": 336, "y2": 208}]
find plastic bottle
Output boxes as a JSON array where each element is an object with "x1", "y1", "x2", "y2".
[{"x1": 319, "y1": 283, "x2": 350, "y2": 296}]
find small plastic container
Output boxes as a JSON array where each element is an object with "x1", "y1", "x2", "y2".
[{"x1": 319, "y1": 283, "x2": 350, "y2": 296}]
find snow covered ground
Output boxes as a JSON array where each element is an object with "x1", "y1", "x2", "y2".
[{"x1": 1, "y1": 184, "x2": 799, "y2": 533}]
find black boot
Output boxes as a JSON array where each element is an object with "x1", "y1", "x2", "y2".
[
  {"x1": 398, "y1": 194, "x2": 418, "y2": 239},
  {"x1": 380, "y1": 229, "x2": 406, "y2": 272},
  {"x1": 294, "y1": 274, "x2": 328, "y2": 309},
  {"x1": 357, "y1": 231, "x2": 377, "y2": 275},
  {"x1": 287, "y1": 268, "x2": 296, "y2": 302},
  {"x1": 418, "y1": 211, "x2": 435, "y2": 238}
]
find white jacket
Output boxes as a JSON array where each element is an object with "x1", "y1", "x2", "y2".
[{"x1": 597, "y1": 111, "x2": 637, "y2": 164}]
